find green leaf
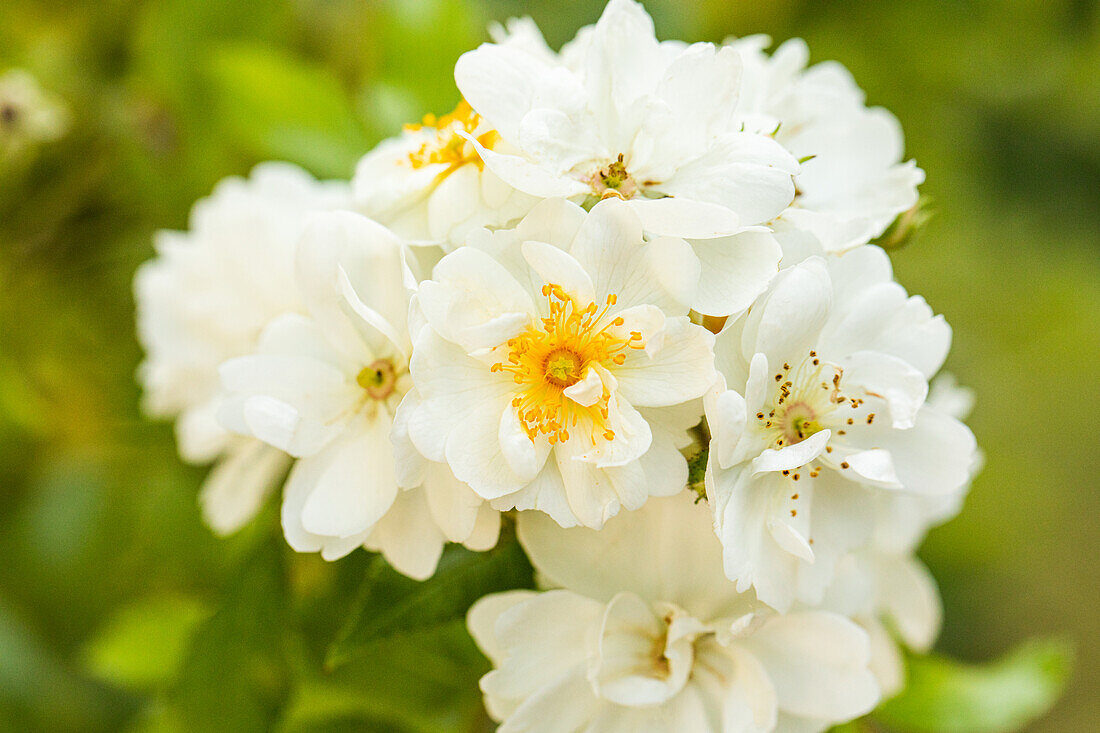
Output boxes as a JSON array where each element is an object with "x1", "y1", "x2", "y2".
[
  {"x1": 170, "y1": 536, "x2": 290, "y2": 733},
  {"x1": 205, "y1": 43, "x2": 369, "y2": 177},
  {"x1": 326, "y1": 534, "x2": 534, "y2": 669},
  {"x1": 874, "y1": 637, "x2": 1073, "y2": 733},
  {"x1": 81, "y1": 594, "x2": 213, "y2": 689},
  {"x1": 282, "y1": 621, "x2": 490, "y2": 733}
]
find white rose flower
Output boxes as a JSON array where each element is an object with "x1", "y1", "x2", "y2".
[
  {"x1": 704, "y1": 245, "x2": 977, "y2": 611},
  {"x1": 469, "y1": 493, "x2": 880, "y2": 732},
  {"x1": 408, "y1": 197, "x2": 719, "y2": 529},
  {"x1": 217, "y1": 211, "x2": 497, "y2": 577},
  {"x1": 134, "y1": 163, "x2": 349, "y2": 535},
  {"x1": 453, "y1": 0, "x2": 799, "y2": 243},
  {"x1": 352, "y1": 100, "x2": 536, "y2": 250},
  {"x1": 727, "y1": 36, "x2": 925, "y2": 255}
]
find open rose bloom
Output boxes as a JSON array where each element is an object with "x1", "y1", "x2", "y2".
[{"x1": 131, "y1": 1, "x2": 998, "y2": 731}]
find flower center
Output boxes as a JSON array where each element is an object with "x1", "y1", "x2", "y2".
[
  {"x1": 754, "y1": 351, "x2": 877, "y2": 484},
  {"x1": 543, "y1": 347, "x2": 584, "y2": 388},
  {"x1": 780, "y1": 403, "x2": 824, "y2": 445},
  {"x1": 587, "y1": 153, "x2": 638, "y2": 200},
  {"x1": 356, "y1": 359, "x2": 398, "y2": 401},
  {"x1": 404, "y1": 100, "x2": 499, "y2": 172},
  {"x1": 757, "y1": 350, "x2": 867, "y2": 448},
  {"x1": 490, "y1": 284, "x2": 645, "y2": 445}
]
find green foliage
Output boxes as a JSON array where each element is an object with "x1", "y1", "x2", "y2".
[
  {"x1": 81, "y1": 595, "x2": 213, "y2": 690},
  {"x1": 874, "y1": 639, "x2": 1074, "y2": 733},
  {"x1": 284, "y1": 622, "x2": 491, "y2": 733},
  {"x1": 169, "y1": 536, "x2": 291, "y2": 732},
  {"x1": 327, "y1": 531, "x2": 534, "y2": 669},
  {"x1": 205, "y1": 43, "x2": 369, "y2": 178}
]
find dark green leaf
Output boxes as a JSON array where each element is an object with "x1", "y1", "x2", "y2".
[
  {"x1": 170, "y1": 537, "x2": 290, "y2": 732},
  {"x1": 874, "y1": 637, "x2": 1073, "y2": 733},
  {"x1": 326, "y1": 534, "x2": 533, "y2": 669},
  {"x1": 283, "y1": 621, "x2": 490, "y2": 733}
]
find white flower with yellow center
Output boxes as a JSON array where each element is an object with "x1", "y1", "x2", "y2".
[
  {"x1": 134, "y1": 163, "x2": 350, "y2": 535},
  {"x1": 453, "y1": 0, "x2": 799, "y2": 243},
  {"x1": 705, "y1": 246, "x2": 977, "y2": 611},
  {"x1": 727, "y1": 35, "x2": 925, "y2": 255},
  {"x1": 216, "y1": 211, "x2": 498, "y2": 577},
  {"x1": 408, "y1": 197, "x2": 716, "y2": 528},
  {"x1": 469, "y1": 493, "x2": 880, "y2": 732},
  {"x1": 353, "y1": 99, "x2": 536, "y2": 250}
]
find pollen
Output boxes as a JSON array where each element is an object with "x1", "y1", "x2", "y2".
[
  {"x1": 491, "y1": 284, "x2": 642, "y2": 445},
  {"x1": 404, "y1": 100, "x2": 500, "y2": 174}
]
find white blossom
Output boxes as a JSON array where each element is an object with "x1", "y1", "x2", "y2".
[
  {"x1": 728, "y1": 36, "x2": 925, "y2": 255},
  {"x1": 469, "y1": 493, "x2": 880, "y2": 732},
  {"x1": 704, "y1": 246, "x2": 977, "y2": 611},
  {"x1": 408, "y1": 198, "x2": 717, "y2": 529},
  {"x1": 454, "y1": 0, "x2": 799, "y2": 243},
  {"x1": 134, "y1": 163, "x2": 349, "y2": 534},
  {"x1": 217, "y1": 211, "x2": 498, "y2": 577}
]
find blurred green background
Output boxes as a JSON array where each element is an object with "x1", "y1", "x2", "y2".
[{"x1": 0, "y1": 1, "x2": 1096, "y2": 731}]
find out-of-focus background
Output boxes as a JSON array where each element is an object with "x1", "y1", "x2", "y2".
[{"x1": 0, "y1": 1, "x2": 1095, "y2": 731}]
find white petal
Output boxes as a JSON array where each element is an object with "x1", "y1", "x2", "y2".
[
  {"x1": 662, "y1": 132, "x2": 797, "y2": 227},
  {"x1": 517, "y1": 493, "x2": 742, "y2": 618},
  {"x1": 628, "y1": 196, "x2": 742, "y2": 239},
  {"x1": 463, "y1": 133, "x2": 588, "y2": 198},
  {"x1": 499, "y1": 400, "x2": 552, "y2": 481},
  {"x1": 200, "y1": 440, "x2": 289, "y2": 536},
  {"x1": 645, "y1": 235, "x2": 702, "y2": 310},
  {"x1": 879, "y1": 555, "x2": 942, "y2": 652},
  {"x1": 365, "y1": 487, "x2": 446, "y2": 581},
  {"x1": 751, "y1": 430, "x2": 830, "y2": 475},
  {"x1": 744, "y1": 611, "x2": 879, "y2": 722},
  {"x1": 873, "y1": 406, "x2": 977, "y2": 496},
  {"x1": 689, "y1": 229, "x2": 781, "y2": 317},
  {"x1": 455, "y1": 43, "x2": 555, "y2": 143},
  {"x1": 613, "y1": 317, "x2": 716, "y2": 407},
  {"x1": 422, "y1": 460, "x2": 486, "y2": 543},
  {"x1": 486, "y1": 590, "x2": 602, "y2": 703},
  {"x1": 295, "y1": 211, "x2": 408, "y2": 358},
  {"x1": 741, "y1": 258, "x2": 831, "y2": 364},
  {"x1": 841, "y1": 351, "x2": 928, "y2": 429},
  {"x1": 563, "y1": 367, "x2": 604, "y2": 407},
  {"x1": 705, "y1": 386, "x2": 747, "y2": 470},
  {"x1": 590, "y1": 591, "x2": 690, "y2": 707},
  {"x1": 467, "y1": 590, "x2": 539, "y2": 666},
  {"x1": 408, "y1": 329, "x2": 516, "y2": 461},
  {"x1": 521, "y1": 239, "x2": 595, "y2": 304},
  {"x1": 418, "y1": 246, "x2": 534, "y2": 352},
  {"x1": 299, "y1": 417, "x2": 399, "y2": 539},
  {"x1": 570, "y1": 198, "x2": 682, "y2": 314}
]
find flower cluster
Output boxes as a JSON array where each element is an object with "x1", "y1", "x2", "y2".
[{"x1": 134, "y1": 2, "x2": 979, "y2": 730}]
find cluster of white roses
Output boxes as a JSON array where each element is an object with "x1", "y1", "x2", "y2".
[{"x1": 135, "y1": 2, "x2": 980, "y2": 730}]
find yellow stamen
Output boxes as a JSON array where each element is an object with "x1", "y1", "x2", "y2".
[
  {"x1": 491, "y1": 285, "x2": 643, "y2": 445},
  {"x1": 404, "y1": 100, "x2": 500, "y2": 174}
]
